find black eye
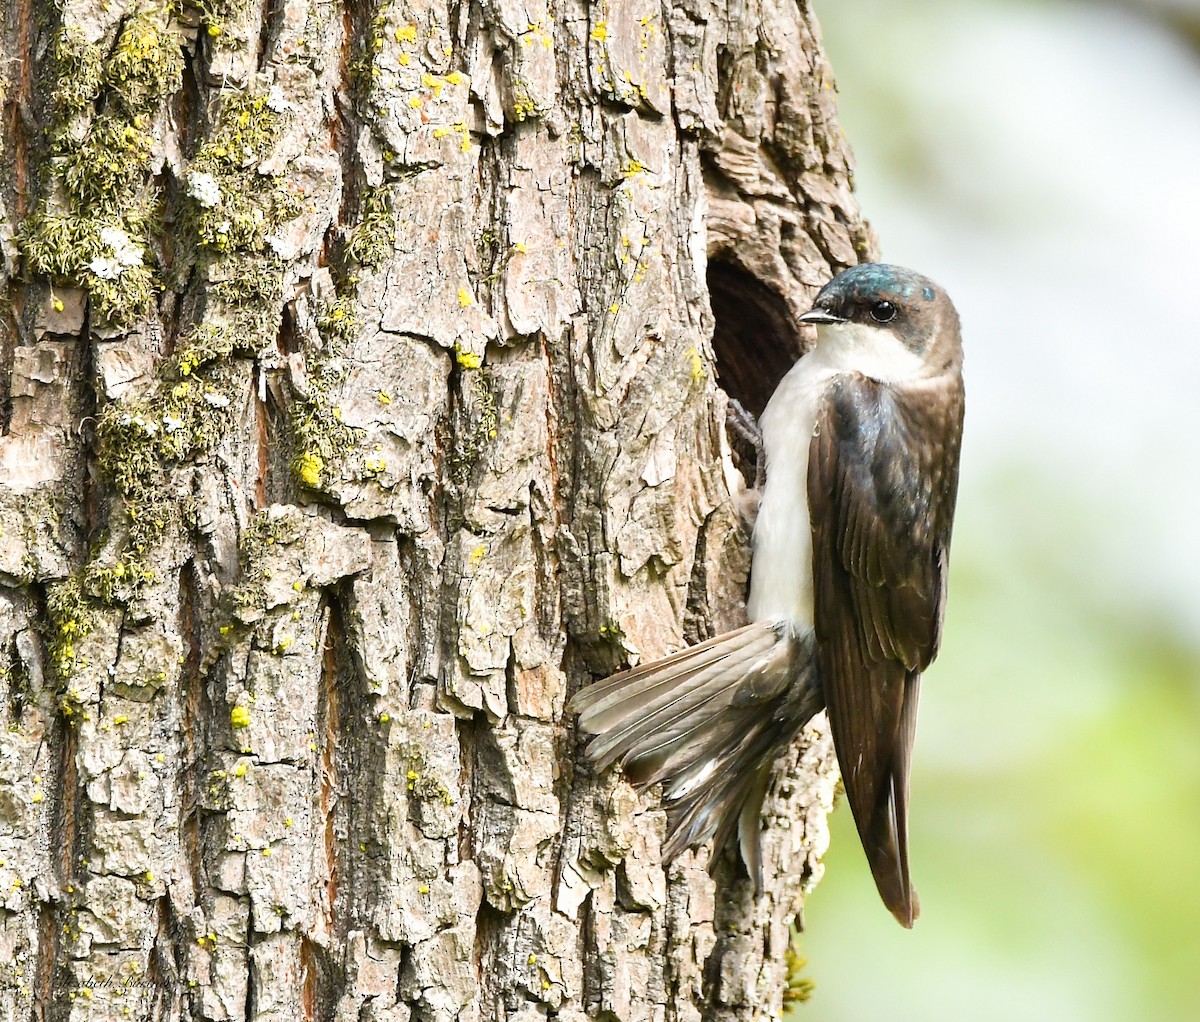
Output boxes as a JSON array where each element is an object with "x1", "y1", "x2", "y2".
[{"x1": 870, "y1": 300, "x2": 897, "y2": 323}]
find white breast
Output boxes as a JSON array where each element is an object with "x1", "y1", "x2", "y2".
[{"x1": 745, "y1": 321, "x2": 923, "y2": 628}]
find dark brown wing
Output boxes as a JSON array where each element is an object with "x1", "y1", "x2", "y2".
[{"x1": 808, "y1": 371, "x2": 963, "y2": 926}]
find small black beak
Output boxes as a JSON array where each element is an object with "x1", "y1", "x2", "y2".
[{"x1": 798, "y1": 307, "x2": 846, "y2": 325}]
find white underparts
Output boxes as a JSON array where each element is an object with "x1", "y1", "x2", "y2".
[{"x1": 746, "y1": 321, "x2": 924, "y2": 628}]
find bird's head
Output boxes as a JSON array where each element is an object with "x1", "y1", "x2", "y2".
[{"x1": 799, "y1": 263, "x2": 962, "y2": 376}]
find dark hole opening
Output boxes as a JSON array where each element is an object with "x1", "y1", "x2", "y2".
[
  {"x1": 708, "y1": 262, "x2": 802, "y2": 418},
  {"x1": 708, "y1": 261, "x2": 805, "y2": 482}
]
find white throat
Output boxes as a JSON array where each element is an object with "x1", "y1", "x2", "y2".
[{"x1": 806, "y1": 320, "x2": 925, "y2": 383}]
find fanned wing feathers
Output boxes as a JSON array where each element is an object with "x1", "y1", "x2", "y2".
[
  {"x1": 571, "y1": 622, "x2": 821, "y2": 889},
  {"x1": 808, "y1": 372, "x2": 964, "y2": 927}
]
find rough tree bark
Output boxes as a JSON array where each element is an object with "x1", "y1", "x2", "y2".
[{"x1": 0, "y1": 0, "x2": 876, "y2": 1019}]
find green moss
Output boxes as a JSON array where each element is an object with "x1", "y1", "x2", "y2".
[
  {"x1": 315, "y1": 295, "x2": 358, "y2": 342},
  {"x1": 16, "y1": 8, "x2": 182, "y2": 330},
  {"x1": 187, "y1": 89, "x2": 301, "y2": 255},
  {"x1": 83, "y1": 556, "x2": 157, "y2": 606},
  {"x1": 51, "y1": 30, "x2": 104, "y2": 120},
  {"x1": 104, "y1": 13, "x2": 184, "y2": 116},
  {"x1": 228, "y1": 509, "x2": 293, "y2": 609},
  {"x1": 207, "y1": 259, "x2": 288, "y2": 348},
  {"x1": 449, "y1": 369, "x2": 499, "y2": 486},
  {"x1": 783, "y1": 926, "x2": 815, "y2": 1004},
  {"x1": 17, "y1": 206, "x2": 159, "y2": 328},
  {"x1": 345, "y1": 186, "x2": 398, "y2": 267},
  {"x1": 290, "y1": 390, "x2": 357, "y2": 491},
  {"x1": 186, "y1": 0, "x2": 257, "y2": 40},
  {"x1": 17, "y1": 211, "x2": 103, "y2": 279},
  {"x1": 175, "y1": 324, "x2": 236, "y2": 377},
  {"x1": 86, "y1": 258, "x2": 158, "y2": 326},
  {"x1": 181, "y1": 86, "x2": 305, "y2": 346},
  {"x1": 94, "y1": 324, "x2": 240, "y2": 561},
  {"x1": 61, "y1": 114, "x2": 155, "y2": 208},
  {"x1": 287, "y1": 295, "x2": 363, "y2": 490},
  {"x1": 45, "y1": 575, "x2": 95, "y2": 682}
]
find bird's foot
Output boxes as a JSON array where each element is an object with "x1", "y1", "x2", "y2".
[{"x1": 726, "y1": 397, "x2": 766, "y2": 493}]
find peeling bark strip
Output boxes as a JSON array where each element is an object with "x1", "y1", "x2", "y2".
[{"x1": 0, "y1": 0, "x2": 874, "y2": 1019}]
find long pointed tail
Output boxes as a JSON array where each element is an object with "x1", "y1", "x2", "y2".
[
  {"x1": 570, "y1": 621, "x2": 822, "y2": 887},
  {"x1": 836, "y1": 670, "x2": 922, "y2": 928}
]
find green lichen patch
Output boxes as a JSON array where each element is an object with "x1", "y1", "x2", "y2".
[
  {"x1": 18, "y1": 209, "x2": 160, "y2": 327},
  {"x1": 449, "y1": 368, "x2": 499, "y2": 488},
  {"x1": 104, "y1": 12, "x2": 185, "y2": 116},
  {"x1": 783, "y1": 926, "x2": 815, "y2": 1004},
  {"x1": 207, "y1": 257, "x2": 289, "y2": 343},
  {"x1": 16, "y1": 8, "x2": 183, "y2": 330},
  {"x1": 180, "y1": 84, "x2": 307, "y2": 347},
  {"x1": 315, "y1": 295, "x2": 358, "y2": 342},
  {"x1": 46, "y1": 575, "x2": 94, "y2": 682},
  {"x1": 94, "y1": 324, "x2": 241, "y2": 564},
  {"x1": 345, "y1": 186, "x2": 398, "y2": 268},
  {"x1": 50, "y1": 29, "x2": 104, "y2": 122},
  {"x1": 289, "y1": 380, "x2": 358, "y2": 492},
  {"x1": 286, "y1": 296, "x2": 363, "y2": 492},
  {"x1": 228, "y1": 509, "x2": 293, "y2": 610},
  {"x1": 82, "y1": 555, "x2": 157, "y2": 607},
  {"x1": 186, "y1": 89, "x2": 303, "y2": 254},
  {"x1": 174, "y1": 323, "x2": 236, "y2": 377},
  {"x1": 61, "y1": 114, "x2": 155, "y2": 208}
]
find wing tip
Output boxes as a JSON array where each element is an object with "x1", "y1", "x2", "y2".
[
  {"x1": 862, "y1": 812, "x2": 920, "y2": 928},
  {"x1": 883, "y1": 886, "x2": 921, "y2": 929}
]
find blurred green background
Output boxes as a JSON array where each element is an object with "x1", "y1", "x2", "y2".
[{"x1": 796, "y1": 1, "x2": 1200, "y2": 1019}]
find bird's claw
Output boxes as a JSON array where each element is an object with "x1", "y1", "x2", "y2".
[{"x1": 726, "y1": 396, "x2": 766, "y2": 492}]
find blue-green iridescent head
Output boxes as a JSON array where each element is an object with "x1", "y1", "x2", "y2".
[{"x1": 799, "y1": 263, "x2": 961, "y2": 366}]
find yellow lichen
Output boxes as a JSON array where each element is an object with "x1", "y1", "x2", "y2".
[
  {"x1": 455, "y1": 348, "x2": 482, "y2": 370},
  {"x1": 295, "y1": 451, "x2": 324, "y2": 488}
]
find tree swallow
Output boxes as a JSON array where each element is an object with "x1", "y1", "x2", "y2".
[{"x1": 571, "y1": 263, "x2": 964, "y2": 927}]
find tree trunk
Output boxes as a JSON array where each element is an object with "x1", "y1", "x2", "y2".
[{"x1": 0, "y1": 0, "x2": 875, "y2": 1019}]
